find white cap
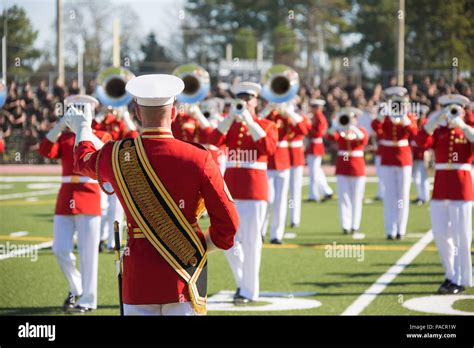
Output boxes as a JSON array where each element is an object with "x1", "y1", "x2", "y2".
[
  {"x1": 339, "y1": 107, "x2": 362, "y2": 117},
  {"x1": 420, "y1": 105, "x2": 430, "y2": 114},
  {"x1": 232, "y1": 82, "x2": 262, "y2": 97},
  {"x1": 310, "y1": 99, "x2": 326, "y2": 106},
  {"x1": 438, "y1": 94, "x2": 470, "y2": 107},
  {"x1": 384, "y1": 86, "x2": 408, "y2": 97},
  {"x1": 125, "y1": 74, "x2": 185, "y2": 107},
  {"x1": 65, "y1": 94, "x2": 99, "y2": 107}
]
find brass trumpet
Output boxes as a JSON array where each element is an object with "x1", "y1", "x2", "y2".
[
  {"x1": 0, "y1": 79, "x2": 6, "y2": 108},
  {"x1": 261, "y1": 65, "x2": 300, "y2": 103},
  {"x1": 173, "y1": 64, "x2": 210, "y2": 104},
  {"x1": 447, "y1": 104, "x2": 463, "y2": 121},
  {"x1": 95, "y1": 66, "x2": 135, "y2": 107}
]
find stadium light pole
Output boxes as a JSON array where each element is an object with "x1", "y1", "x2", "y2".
[
  {"x1": 112, "y1": 18, "x2": 120, "y2": 68},
  {"x1": 2, "y1": 8, "x2": 7, "y2": 83},
  {"x1": 56, "y1": 0, "x2": 65, "y2": 85},
  {"x1": 77, "y1": 36, "x2": 84, "y2": 94},
  {"x1": 396, "y1": 0, "x2": 405, "y2": 86}
]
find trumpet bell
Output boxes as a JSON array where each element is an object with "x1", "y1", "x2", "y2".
[
  {"x1": 447, "y1": 104, "x2": 463, "y2": 120},
  {"x1": 173, "y1": 64, "x2": 210, "y2": 104},
  {"x1": 261, "y1": 64, "x2": 300, "y2": 103},
  {"x1": 0, "y1": 80, "x2": 6, "y2": 108},
  {"x1": 96, "y1": 66, "x2": 135, "y2": 107}
]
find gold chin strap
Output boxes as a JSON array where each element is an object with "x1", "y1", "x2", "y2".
[{"x1": 95, "y1": 147, "x2": 115, "y2": 195}]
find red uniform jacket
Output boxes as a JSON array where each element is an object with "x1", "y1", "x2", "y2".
[
  {"x1": 73, "y1": 128, "x2": 239, "y2": 305},
  {"x1": 411, "y1": 117, "x2": 428, "y2": 161},
  {"x1": 416, "y1": 127, "x2": 473, "y2": 201},
  {"x1": 92, "y1": 113, "x2": 139, "y2": 140},
  {"x1": 265, "y1": 111, "x2": 307, "y2": 170},
  {"x1": 208, "y1": 116, "x2": 278, "y2": 201},
  {"x1": 371, "y1": 114, "x2": 418, "y2": 166},
  {"x1": 38, "y1": 130, "x2": 110, "y2": 216},
  {"x1": 307, "y1": 110, "x2": 328, "y2": 156},
  {"x1": 289, "y1": 114, "x2": 310, "y2": 167},
  {"x1": 172, "y1": 112, "x2": 211, "y2": 144},
  {"x1": 327, "y1": 127, "x2": 368, "y2": 176}
]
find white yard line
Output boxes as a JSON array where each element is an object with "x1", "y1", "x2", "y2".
[
  {"x1": 341, "y1": 230, "x2": 433, "y2": 316},
  {"x1": 0, "y1": 241, "x2": 53, "y2": 261},
  {"x1": 0, "y1": 189, "x2": 58, "y2": 200}
]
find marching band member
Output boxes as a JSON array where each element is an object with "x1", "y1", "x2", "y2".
[
  {"x1": 371, "y1": 87, "x2": 417, "y2": 240},
  {"x1": 327, "y1": 107, "x2": 368, "y2": 235},
  {"x1": 38, "y1": 95, "x2": 111, "y2": 313},
  {"x1": 307, "y1": 99, "x2": 334, "y2": 202},
  {"x1": 261, "y1": 102, "x2": 308, "y2": 243},
  {"x1": 373, "y1": 104, "x2": 385, "y2": 201},
  {"x1": 92, "y1": 107, "x2": 139, "y2": 251},
  {"x1": 208, "y1": 82, "x2": 278, "y2": 304},
  {"x1": 71, "y1": 74, "x2": 239, "y2": 315},
  {"x1": 200, "y1": 98, "x2": 227, "y2": 173},
  {"x1": 289, "y1": 109, "x2": 311, "y2": 228},
  {"x1": 416, "y1": 94, "x2": 473, "y2": 295},
  {"x1": 172, "y1": 103, "x2": 212, "y2": 144},
  {"x1": 417, "y1": 94, "x2": 474, "y2": 294},
  {"x1": 411, "y1": 104, "x2": 430, "y2": 205}
]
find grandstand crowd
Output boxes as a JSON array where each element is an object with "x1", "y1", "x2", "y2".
[{"x1": 0, "y1": 74, "x2": 472, "y2": 164}]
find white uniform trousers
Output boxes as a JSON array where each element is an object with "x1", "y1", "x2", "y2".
[
  {"x1": 430, "y1": 200, "x2": 473, "y2": 287},
  {"x1": 52, "y1": 214, "x2": 100, "y2": 309},
  {"x1": 336, "y1": 175, "x2": 366, "y2": 231},
  {"x1": 307, "y1": 155, "x2": 333, "y2": 201},
  {"x1": 124, "y1": 302, "x2": 197, "y2": 316},
  {"x1": 289, "y1": 165, "x2": 304, "y2": 226},
  {"x1": 263, "y1": 169, "x2": 290, "y2": 241},
  {"x1": 412, "y1": 159, "x2": 430, "y2": 202},
  {"x1": 225, "y1": 199, "x2": 267, "y2": 300},
  {"x1": 100, "y1": 185, "x2": 125, "y2": 249},
  {"x1": 375, "y1": 155, "x2": 385, "y2": 199},
  {"x1": 380, "y1": 165, "x2": 412, "y2": 237}
]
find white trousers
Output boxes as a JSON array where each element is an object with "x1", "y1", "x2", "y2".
[
  {"x1": 336, "y1": 175, "x2": 366, "y2": 231},
  {"x1": 53, "y1": 214, "x2": 100, "y2": 309},
  {"x1": 225, "y1": 200, "x2": 267, "y2": 300},
  {"x1": 100, "y1": 187, "x2": 125, "y2": 248},
  {"x1": 375, "y1": 155, "x2": 385, "y2": 199},
  {"x1": 380, "y1": 165, "x2": 412, "y2": 237},
  {"x1": 430, "y1": 200, "x2": 473, "y2": 287},
  {"x1": 263, "y1": 169, "x2": 290, "y2": 241},
  {"x1": 123, "y1": 302, "x2": 197, "y2": 316},
  {"x1": 289, "y1": 166, "x2": 304, "y2": 226},
  {"x1": 412, "y1": 159, "x2": 430, "y2": 202},
  {"x1": 307, "y1": 155, "x2": 333, "y2": 201}
]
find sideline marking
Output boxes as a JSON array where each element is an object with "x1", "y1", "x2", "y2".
[
  {"x1": 0, "y1": 176, "x2": 61, "y2": 182},
  {"x1": 341, "y1": 231, "x2": 433, "y2": 315},
  {"x1": 0, "y1": 241, "x2": 53, "y2": 261},
  {"x1": 9, "y1": 231, "x2": 29, "y2": 237}
]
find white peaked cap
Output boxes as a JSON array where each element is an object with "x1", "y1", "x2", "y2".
[
  {"x1": 232, "y1": 82, "x2": 262, "y2": 97},
  {"x1": 420, "y1": 105, "x2": 430, "y2": 114},
  {"x1": 310, "y1": 99, "x2": 326, "y2": 106},
  {"x1": 65, "y1": 94, "x2": 99, "y2": 107},
  {"x1": 438, "y1": 94, "x2": 470, "y2": 107},
  {"x1": 125, "y1": 74, "x2": 185, "y2": 107},
  {"x1": 384, "y1": 86, "x2": 408, "y2": 97},
  {"x1": 339, "y1": 107, "x2": 363, "y2": 117}
]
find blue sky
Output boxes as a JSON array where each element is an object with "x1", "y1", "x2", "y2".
[{"x1": 2, "y1": 0, "x2": 185, "y2": 56}]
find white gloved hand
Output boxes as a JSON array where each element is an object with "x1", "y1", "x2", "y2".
[
  {"x1": 258, "y1": 104, "x2": 275, "y2": 119},
  {"x1": 190, "y1": 105, "x2": 211, "y2": 129},
  {"x1": 401, "y1": 114, "x2": 412, "y2": 126},
  {"x1": 122, "y1": 110, "x2": 137, "y2": 132},
  {"x1": 327, "y1": 126, "x2": 339, "y2": 136},
  {"x1": 448, "y1": 115, "x2": 474, "y2": 142},
  {"x1": 46, "y1": 116, "x2": 68, "y2": 142},
  {"x1": 423, "y1": 108, "x2": 447, "y2": 134},
  {"x1": 65, "y1": 104, "x2": 93, "y2": 134},
  {"x1": 241, "y1": 109, "x2": 255, "y2": 125},
  {"x1": 217, "y1": 112, "x2": 235, "y2": 135},
  {"x1": 348, "y1": 125, "x2": 365, "y2": 140}
]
